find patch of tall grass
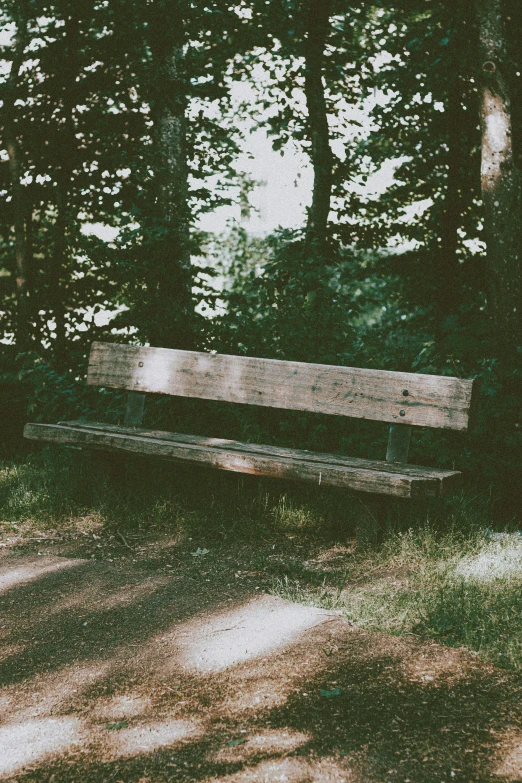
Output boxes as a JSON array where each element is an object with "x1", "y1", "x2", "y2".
[{"x1": 273, "y1": 527, "x2": 522, "y2": 670}]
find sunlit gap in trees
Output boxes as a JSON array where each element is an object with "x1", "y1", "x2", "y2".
[{"x1": 0, "y1": 15, "x2": 487, "y2": 340}]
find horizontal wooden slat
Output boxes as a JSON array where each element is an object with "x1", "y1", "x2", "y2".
[
  {"x1": 87, "y1": 342, "x2": 477, "y2": 431},
  {"x1": 60, "y1": 421, "x2": 461, "y2": 484},
  {"x1": 24, "y1": 422, "x2": 462, "y2": 498}
]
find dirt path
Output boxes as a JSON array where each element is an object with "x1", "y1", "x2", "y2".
[{"x1": 1, "y1": 537, "x2": 522, "y2": 782}]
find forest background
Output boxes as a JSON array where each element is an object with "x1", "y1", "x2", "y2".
[{"x1": 1, "y1": 0, "x2": 521, "y2": 518}]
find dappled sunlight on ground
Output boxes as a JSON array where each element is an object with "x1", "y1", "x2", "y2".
[
  {"x1": 209, "y1": 669, "x2": 296, "y2": 716},
  {"x1": 454, "y1": 539, "x2": 522, "y2": 582},
  {"x1": 209, "y1": 728, "x2": 310, "y2": 765},
  {"x1": 0, "y1": 555, "x2": 85, "y2": 595},
  {"x1": 0, "y1": 717, "x2": 83, "y2": 776},
  {"x1": 206, "y1": 756, "x2": 355, "y2": 782},
  {"x1": 494, "y1": 732, "x2": 522, "y2": 779},
  {"x1": 0, "y1": 642, "x2": 25, "y2": 664},
  {"x1": 172, "y1": 594, "x2": 334, "y2": 673},
  {"x1": 102, "y1": 718, "x2": 202, "y2": 759},
  {"x1": 305, "y1": 545, "x2": 354, "y2": 569},
  {"x1": 0, "y1": 660, "x2": 112, "y2": 725},
  {"x1": 1, "y1": 549, "x2": 522, "y2": 781},
  {"x1": 41, "y1": 572, "x2": 171, "y2": 622},
  {"x1": 399, "y1": 644, "x2": 488, "y2": 688},
  {"x1": 91, "y1": 692, "x2": 152, "y2": 721}
]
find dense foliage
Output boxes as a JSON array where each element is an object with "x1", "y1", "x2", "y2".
[{"x1": 1, "y1": 1, "x2": 521, "y2": 506}]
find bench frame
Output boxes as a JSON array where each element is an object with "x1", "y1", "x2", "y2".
[{"x1": 24, "y1": 342, "x2": 479, "y2": 543}]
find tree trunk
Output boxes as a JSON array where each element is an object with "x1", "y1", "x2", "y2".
[
  {"x1": 437, "y1": 73, "x2": 465, "y2": 321},
  {"x1": 477, "y1": 0, "x2": 522, "y2": 360},
  {"x1": 3, "y1": 2, "x2": 31, "y2": 351},
  {"x1": 52, "y1": 185, "x2": 69, "y2": 368},
  {"x1": 436, "y1": 2, "x2": 477, "y2": 328},
  {"x1": 303, "y1": 0, "x2": 333, "y2": 257},
  {"x1": 25, "y1": 202, "x2": 35, "y2": 338},
  {"x1": 148, "y1": 0, "x2": 193, "y2": 349},
  {"x1": 49, "y1": 12, "x2": 79, "y2": 369}
]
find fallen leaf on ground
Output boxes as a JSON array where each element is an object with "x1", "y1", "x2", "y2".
[{"x1": 320, "y1": 687, "x2": 343, "y2": 698}]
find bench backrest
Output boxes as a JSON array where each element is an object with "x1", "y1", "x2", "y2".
[{"x1": 87, "y1": 342, "x2": 477, "y2": 432}]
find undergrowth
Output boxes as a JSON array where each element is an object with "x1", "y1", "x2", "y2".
[{"x1": 2, "y1": 447, "x2": 522, "y2": 670}]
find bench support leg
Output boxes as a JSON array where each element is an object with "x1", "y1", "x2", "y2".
[
  {"x1": 355, "y1": 423, "x2": 412, "y2": 547},
  {"x1": 102, "y1": 391, "x2": 147, "y2": 488},
  {"x1": 124, "y1": 392, "x2": 146, "y2": 428}
]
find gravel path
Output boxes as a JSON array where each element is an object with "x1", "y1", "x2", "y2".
[{"x1": 1, "y1": 545, "x2": 522, "y2": 782}]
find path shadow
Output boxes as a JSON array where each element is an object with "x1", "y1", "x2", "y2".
[{"x1": 1, "y1": 551, "x2": 522, "y2": 782}]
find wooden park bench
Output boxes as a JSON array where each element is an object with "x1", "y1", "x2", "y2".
[{"x1": 24, "y1": 342, "x2": 478, "y2": 542}]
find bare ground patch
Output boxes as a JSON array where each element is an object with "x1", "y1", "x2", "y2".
[{"x1": 1, "y1": 523, "x2": 522, "y2": 783}]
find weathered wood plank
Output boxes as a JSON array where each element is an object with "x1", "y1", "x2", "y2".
[
  {"x1": 87, "y1": 342, "x2": 477, "y2": 431},
  {"x1": 59, "y1": 420, "x2": 461, "y2": 487},
  {"x1": 24, "y1": 422, "x2": 459, "y2": 498}
]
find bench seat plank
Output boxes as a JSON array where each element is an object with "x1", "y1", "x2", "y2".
[
  {"x1": 59, "y1": 421, "x2": 460, "y2": 481},
  {"x1": 87, "y1": 342, "x2": 477, "y2": 431},
  {"x1": 24, "y1": 422, "x2": 462, "y2": 499}
]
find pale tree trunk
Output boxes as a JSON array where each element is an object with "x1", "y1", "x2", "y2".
[
  {"x1": 148, "y1": 0, "x2": 193, "y2": 349},
  {"x1": 303, "y1": 0, "x2": 333, "y2": 258},
  {"x1": 477, "y1": 0, "x2": 522, "y2": 360},
  {"x1": 3, "y1": 1, "x2": 31, "y2": 351}
]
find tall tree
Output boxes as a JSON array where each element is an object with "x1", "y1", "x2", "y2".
[
  {"x1": 146, "y1": 0, "x2": 193, "y2": 349},
  {"x1": 120, "y1": 0, "x2": 248, "y2": 350},
  {"x1": 50, "y1": 6, "x2": 80, "y2": 368},
  {"x1": 2, "y1": 0, "x2": 31, "y2": 350},
  {"x1": 341, "y1": 2, "x2": 485, "y2": 363},
  {"x1": 477, "y1": 0, "x2": 522, "y2": 360},
  {"x1": 436, "y1": 1, "x2": 475, "y2": 320},
  {"x1": 1, "y1": 0, "x2": 144, "y2": 359},
  {"x1": 303, "y1": 0, "x2": 333, "y2": 256}
]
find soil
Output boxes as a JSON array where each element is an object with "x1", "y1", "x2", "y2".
[{"x1": 1, "y1": 524, "x2": 522, "y2": 782}]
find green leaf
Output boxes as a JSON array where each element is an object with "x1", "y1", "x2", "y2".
[
  {"x1": 105, "y1": 721, "x2": 128, "y2": 730},
  {"x1": 320, "y1": 687, "x2": 343, "y2": 698}
]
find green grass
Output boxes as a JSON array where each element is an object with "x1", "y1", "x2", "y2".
[
  {"x1": 0, "y1": 446, "x2": 351, "y2": 542},
  {"x1": 2, "y1": 448, "x2": 522, "y2": 669},
  {"x1": 272, "y1": 528, "x2": 522, "y2": 670}
]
